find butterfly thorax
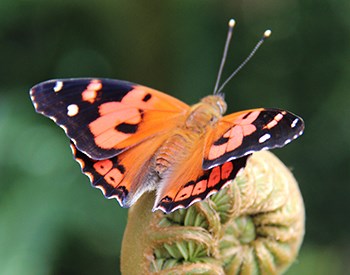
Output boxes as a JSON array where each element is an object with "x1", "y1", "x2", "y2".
[
  {"x1": 154, "y1": 95, "x2": 226, "y2": 176},
  {"x1": 185, "y1": 95, "x2": 227, "y2": 132}
]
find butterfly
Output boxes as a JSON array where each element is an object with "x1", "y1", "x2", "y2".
[
  {"x1": 30, "y1": 77, "x2": 304, "y2": 213},
  {"x1": 29, "y1": 21, "x2": 304, "y2": 213}
]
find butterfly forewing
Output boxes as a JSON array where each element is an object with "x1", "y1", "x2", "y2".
[
  {"x1": 30, "y1": 78, "x2": 189, "y2": 160},
  {"x1": 203, "y1": 108, "x2": 304, "y2": 170}
]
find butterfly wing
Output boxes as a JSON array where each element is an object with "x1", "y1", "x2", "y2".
[
  {"x1": 203, "y1": 108, "x2": 304, "y2": 169},
  {"x1": 154, "y1": 108, "x2": 304, "y2": 213},
  {"x1": 152, "y1": 135, "x2": 249, "y2": 213},
  {"x1": 30, "y1": 78, "x2": 189, "y2": 160},
  {"x1": 71, "y1": 131, "x2": 172, "y2": 208}
]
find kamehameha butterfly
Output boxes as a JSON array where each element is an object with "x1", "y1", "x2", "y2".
[{"x1": 30, "y1": 20, "x2": 304, "y2": 213}]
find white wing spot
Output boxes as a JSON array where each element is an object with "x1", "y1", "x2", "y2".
[
  {"x1": 69, "y1": 144, "x2": 77, "y2": 155},
  {"x1": 67, "y1": 104, "x2": 79, "y2": 117},
  {"x1": 76, "y1": 158, "x2": 85, "y2": 169},
  {"x1": 53, "y1": 81, "x2": 63, "y2": 92},
  {"x1": 48, "y1": 115, "x2": 57, "y2": 123},
  {"x1": 30, "y1": 91, "x2": 37, "y2": 105},
  {"x1": 291, "y1": 118, "x2": 299, "y2": 128},
  {"x1": 169, "y1": 205, "x2": 183, "y2": 213},
  {"x1": 221, "y1": 180, "x2": 233, "y2": 189},
  {"x1": 32, "y1": 101, "x2": 38, "y2": 109},
  {"x1": 284, "y1": 139, "x2": 291, "y2": 145},
  {"x1": 59, "y1": 124, "x2": 68, "y2": 133},
  {"x1": 259, "y1": 133, "x2": 271, "y2": 143},
  {"x1": 110, "y1": 194, "x2": 123, "y2": 206},
  {"x1": 207, "y1": 190, "x2": 218, "y2": 197},
  {"x1": 275, "y1": 113, "x2": 284, "y2": 121},
  {"x1": 187, "y1": 198, "x2": 201, "y2": 208},
  {"x1": 95, "y1": 185, "x2": 107, "y2": 196}
]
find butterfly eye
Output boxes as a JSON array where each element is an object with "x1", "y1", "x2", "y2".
[
  {"x1": 210, "y1": 116, "x2": 218, "y2": 123},
  {"x1": 216, "y1": 100, "x2": 227, "y2": 114},
  {"x1": 217, "y1": 102, "x2": 223, "y2": 113}
]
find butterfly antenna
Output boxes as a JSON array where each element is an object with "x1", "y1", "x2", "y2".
[
  {"x1": 216, "y1": 29, "x2": 272, "y2": 95},
  {"x1": 213, "y1": 19, "x2": 236, "y2": 95}
]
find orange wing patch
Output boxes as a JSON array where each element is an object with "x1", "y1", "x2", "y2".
[
  {"x1": 221, "y1": 162, "x2": 233, "y2": 179},
  {"x1": 87, "y1": 84, "x2": 189, "y2": 157},
  {"x1": 192, "y1": 180, "x2": 207, "y2": 196},
  {"x1": 93, "y1": 159, "x2": 113, "y2": 175},
  {"x1": 82, "y1": 79, "x2": 102, "y2": 103},
  {"x1": 207, "y1": 110, "x2": 261, "y2": 161},
  {"x1": 207, "y1": 166, "x2": 221, "y2": 188},
  {"x1": 263, "y1": 111, "x2": 287, "y2": 129},
  {"x1": 89, "y1": 87, "x2": 158, "y2": 149}
]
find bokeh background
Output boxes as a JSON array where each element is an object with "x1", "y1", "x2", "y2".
[{"x1": 1, "y1": 1, "x2": 349, "y2": 274}]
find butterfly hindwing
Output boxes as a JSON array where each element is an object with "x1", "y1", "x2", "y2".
[
  {"x1": 155, "y1": 154, "x2": 250, "y2": 213},
  {"x1": 71, "y1": 130, "x2": 171, "y2": 208},
  {"x1": 71, "y1": 143, "x2": 129, "y2": 205},
  {"x1": 203, "y1": 108, "x2": 304, "y2": 169},
  {"x1": 30, "y1": 78, "x2": 189, "y2": 160}
]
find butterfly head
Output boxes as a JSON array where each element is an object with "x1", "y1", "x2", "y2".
[{"x1": 200, "y1": 95, "x2": 227, "y2": 116}]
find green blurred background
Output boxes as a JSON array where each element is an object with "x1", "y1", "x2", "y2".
[{"x1": 1, "y1": 0, "x2": 349, "y2": 274}]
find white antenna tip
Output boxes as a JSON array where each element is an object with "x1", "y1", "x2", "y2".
[
  {"x1": 228, "y1": 19, "x2": 236, "y2": 28},
  {"x1": 264, "y1": 29, "x2": 272, "y2": 38}
]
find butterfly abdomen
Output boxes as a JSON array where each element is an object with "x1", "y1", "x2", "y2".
[{"x1": 154, "y1": 133, "x2": 193, "y2": 176}]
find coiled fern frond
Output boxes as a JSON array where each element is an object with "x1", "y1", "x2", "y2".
[{"x1": 121, "y1": 151, "x2": 305, "y2": 275}]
